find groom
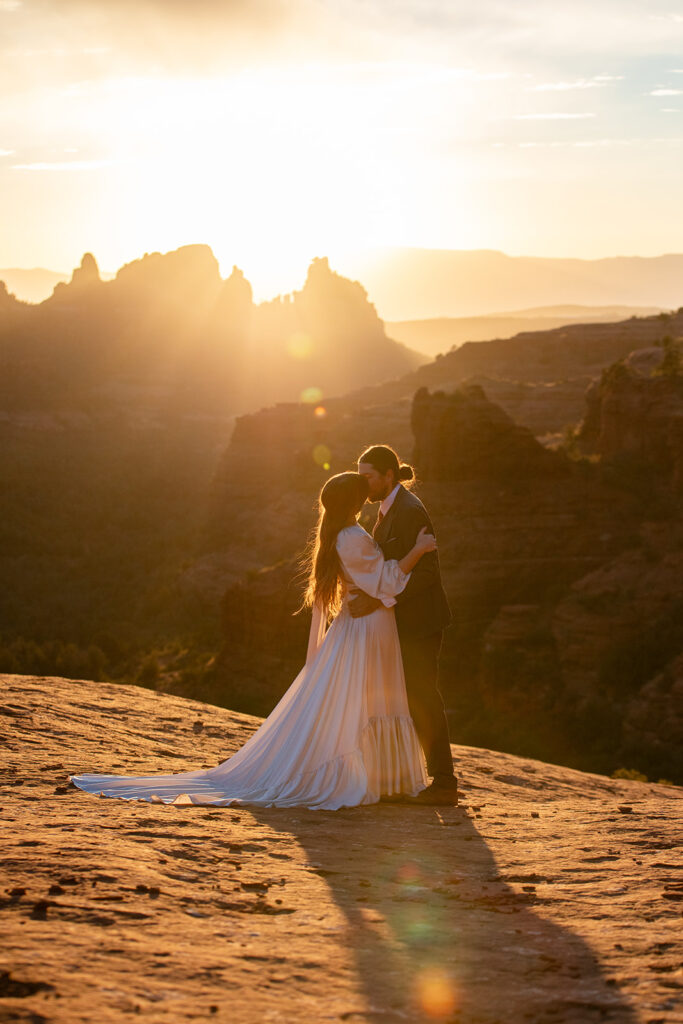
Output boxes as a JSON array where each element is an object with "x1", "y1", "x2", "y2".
[{"x1": 353, "y1": 445, "x2": 458, "y2": 805}]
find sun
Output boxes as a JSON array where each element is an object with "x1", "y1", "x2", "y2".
[{"x1": 65, "y1": 63, "x2": 476, "y2": 296}]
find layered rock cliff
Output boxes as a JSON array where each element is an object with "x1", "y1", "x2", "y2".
[
  {"x1": 340, "y1": 307, "x2": 683, "y2": 438},
  {"x1": 579, "y1": 344, "x2": 683, "y2": 490}
]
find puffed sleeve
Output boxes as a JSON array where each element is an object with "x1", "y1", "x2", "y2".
[{"x1": 336, "y1": 527, "x2": 411, "y2": 608}]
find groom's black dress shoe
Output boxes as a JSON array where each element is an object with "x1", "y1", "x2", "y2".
[
  {"x1": 413, "y1": 779, "x2": 459, "y2": 806},
  {"x1": 382, "y1": 778, "x2": 459, "y2": 806}
]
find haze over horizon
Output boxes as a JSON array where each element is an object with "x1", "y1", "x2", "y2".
[
  {"x1": 2, "y1": 0, "x2": 683, "y2": 300},
  {"x1": 5, "y1": 245, "x2": 683, "y2": 321}
]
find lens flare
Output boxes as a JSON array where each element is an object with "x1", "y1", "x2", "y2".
[
  {"x1": 301, "y1": 386, "x2": 323, "y2": 404},
  {"x1": 405, "y1": 916, "x2": 434, "y2": 943},
  {"x1": 396, "y1": 861, "x2": 423, "y2": 886},
  {"x1": 416, "y1": 968, "x2": 458, "y2": 1019},
  {"x1": 314, "y1": 405, "x2": 327, "y2": 418},
  {"x1": 287, "y1": 332, "x2": 314, "y2": 359},
  {"x1": 313, "y1": 444, "x2": 331, "y2": 467}
]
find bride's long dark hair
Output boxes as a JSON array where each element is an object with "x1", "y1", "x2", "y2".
[{"x1": 299, "y1": 472, "x2": 369, "y2": 617}]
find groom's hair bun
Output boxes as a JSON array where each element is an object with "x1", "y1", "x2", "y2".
[{"x1": 358, "y1": 445, "x2": 416, "y2": 488}]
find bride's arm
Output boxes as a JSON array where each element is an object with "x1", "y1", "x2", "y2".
[
  {"x1": 397, "y1": 526, "x2": 436, "y2": 573},
  {"x1": 339, "y1": 527, "x2": 436, "y2": 616}
]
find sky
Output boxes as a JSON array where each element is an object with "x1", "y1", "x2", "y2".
[{"x1": 2, "y1": 0, "x2": 683, "y2": 298}]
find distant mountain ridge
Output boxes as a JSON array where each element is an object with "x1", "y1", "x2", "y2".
[
  {"x1": 387, "y1": 304, "x2": 665, "y2": 357},
  {"x1": 4, "y1": 247, "x2": 683, "y2": 320},
  {"x1": 335, "y1": 248, "x2": 683, "y2": 320}
]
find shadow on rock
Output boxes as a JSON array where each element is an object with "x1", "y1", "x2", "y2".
[{"x1": 251, "y1": 803, "x2": 637, "y2": 1024}]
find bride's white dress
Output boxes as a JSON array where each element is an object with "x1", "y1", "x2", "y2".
[{"x1": 69, "y1": 524, "x2": 428, "y2": 810}]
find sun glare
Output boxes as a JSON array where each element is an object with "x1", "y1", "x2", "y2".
[
  {"x1": 8, "y1": 61, "x2": 484, "y2": 294},
  {"x1": 80, "y1": 65, "x2": 433, "y2": 294}
]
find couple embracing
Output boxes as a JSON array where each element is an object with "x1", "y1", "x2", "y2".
[{"x1": 70, "y1": 445, "x2": 458, "y2": 810}]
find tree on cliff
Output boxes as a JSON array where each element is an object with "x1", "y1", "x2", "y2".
[{"x1": 655, "y1": 335, "x2": 682, "y2": 379}]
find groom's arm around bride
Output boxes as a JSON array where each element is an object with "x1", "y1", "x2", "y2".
[{"x1": 349, "y1": 477, "x2": 450, "y2": 639}]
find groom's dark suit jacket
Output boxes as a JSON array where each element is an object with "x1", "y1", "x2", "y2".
[{"x1": 373, "y1": 484, "x2": 451, "y2": 640}]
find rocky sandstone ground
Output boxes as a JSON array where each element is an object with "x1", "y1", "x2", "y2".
[{"x1": 1, "y1": 673, "x2": 681, "y2": 1024}]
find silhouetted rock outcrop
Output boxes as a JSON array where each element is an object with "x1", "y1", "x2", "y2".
[
  {"x1": 70, "y1": 252, "x2": 101, "y2": 289},
  {"x1": 234, "y1": 256, "x2": 421, "y2": 410},
  {"x1": 47, "y1": 252, "x2": 105, "y2": 305},
  {"x1": 0, "y1": 280, "x2": 17, "y2": 308},
  {"x1": 0, "y1": 247, "x2": 422, "y2": 419},
  {"x1": 114, "y1": 243, "x2": 222, "y2": 301},
  {"x1": 411, "y1": 385, "x2": 568, "y2": 481},
  {"x1": 297, "y1": 256, "x2": 386, "y2": 345},
  {"x1": 580, "y1": 347, "x2": 683, "y2": 490},
  {"x1": 216, "y1": 265, "x2": 253, "y2": 322},
  {"x1": 4, "y1": 244, "x2": 681, "y2": 436}
]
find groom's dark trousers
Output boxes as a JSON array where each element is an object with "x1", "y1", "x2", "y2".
[{"x1": 373, "y1": 484, "x2": 455, "y2": 783}]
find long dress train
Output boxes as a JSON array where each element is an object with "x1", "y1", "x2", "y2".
[{"x1": 69, "y1": 524, "x2": 428, "y2": 810}]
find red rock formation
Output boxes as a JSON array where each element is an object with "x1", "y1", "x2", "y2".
[
  {"x1": 580, "y1": 344, "x2": 683, "y2": 490},
  {"x1": 411, "y1": 384, "x2": 568, "y2": 480}
]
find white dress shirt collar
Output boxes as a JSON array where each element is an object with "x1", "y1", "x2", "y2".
[{"x1": 379, "y1": 483, "x2": 401, "y2": 518}]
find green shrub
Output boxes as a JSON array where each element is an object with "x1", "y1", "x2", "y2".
[{"x1": 612, "y1": 767, "x2": 648, "y2": 782}]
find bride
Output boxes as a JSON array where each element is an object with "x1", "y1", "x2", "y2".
[{"x1": 69, "y1": 471, "x2": 435, "y2": 810}]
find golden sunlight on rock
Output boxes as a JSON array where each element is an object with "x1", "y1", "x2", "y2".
[{"x1": 1, "y1": 673, "x2": 681, "y2": 1023}]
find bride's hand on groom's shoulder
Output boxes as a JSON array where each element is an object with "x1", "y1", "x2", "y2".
[{"x1": 415, "y1": 525, "x2": 437, "y2": 553}]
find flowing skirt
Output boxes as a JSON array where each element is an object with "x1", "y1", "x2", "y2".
[{"x1": 69, "y1": 603, "x2": 428, "y2": 810}]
